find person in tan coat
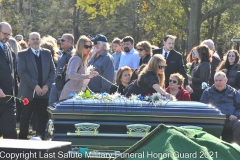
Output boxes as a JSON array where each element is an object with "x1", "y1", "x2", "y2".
[{"x1": 59, "y1": 35, "x2": 98, "y2": 100}]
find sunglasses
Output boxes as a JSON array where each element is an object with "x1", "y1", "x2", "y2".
[
  {"x1": 84, "y1": 45, "x2": 92, "y2": 49},
  {"x1": 94, "y1": 42, "x2": 98, "y2": 45},
  {"x1": 228, "y1": 55, "x2": 235, "y2": 57},
  {"x1": 60, "y1": 39, "x2": 68, "y2": 42},
  {"x1": 136, "y1": 48, "x2": 145, "y2": 52},
  {"x1": 169, "y1": 80, "x2": 177, "y2": 84},
  {"x1": 158, "y1": 65, "x2": 167, "y2": 69},
  {"x1": 191, "y1": 51, "x2": 196, "y2": 56}
]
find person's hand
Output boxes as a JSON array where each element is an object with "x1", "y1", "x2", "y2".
[
  {"x1": 229, "y1": 115, "x2": 238, "y2": 121},
  {"x1": 34, "y1": 85, "x2": 42, "y2": 96},
  {"x1": 42, "y1": 85, "x2": 49, "y2": 96},
  {"x1": 185, "y1": 85, "x2": 193, "y2": 93},
  {"x1": 88, "y1": 71, "x2": 99, "y2": 79},
  {"x1": 0, "y1": 89, "x2": 6, "y2": 98},
  {"x1": 164, "y1": 92, "x2": 171, "y2": 99},
  {"x1": 188, "y1": 75, "x2": 192, "y2": 81}
]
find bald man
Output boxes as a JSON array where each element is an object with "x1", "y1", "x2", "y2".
[
  {"x1": 17, "y1": 32, "x2": 55, "y2": 139},
  {"x1": 0, "y1": 22, "x2": 17, "y2": 139}
]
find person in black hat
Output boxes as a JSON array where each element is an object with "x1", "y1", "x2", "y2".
[{"x1": 88, "y1": 34, "x2": 114, "y2": 93}]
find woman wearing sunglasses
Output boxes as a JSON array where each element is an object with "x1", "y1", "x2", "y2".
[
  {"x1": 186, "y1": 46, "x2": 199, "y2": 77},
  {"x1": 188, "y1": 44, "x2": 211, "y2": 101},
  {"x1": 59, "y1": 35, "x2": 99, "y2": 100},
  {"x1": 136, "y1": 41, "x2": 152, "y2": 66},
  {"x1": 125, "y1": 54, "x2": 170, "y2": 98},
  {"x1": 165, "y1": 73, "x2": 191, "y2": 101},
  {"x1": 109, "y1": 66, "x2": 132, "y2": 95},
  {"x1": 216, "y1": 49, "x2": 240, "y2": 92}
]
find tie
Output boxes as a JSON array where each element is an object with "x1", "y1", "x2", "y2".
[
  {"x1": 2, "y1": 44, "x2": 8, "y2": 59},
  {"x1": 164, "y1": 52, "x2": 168, "y2": 60},
  {"x1": 35, "y1": 50, "x2": 39, "y2": 57}
]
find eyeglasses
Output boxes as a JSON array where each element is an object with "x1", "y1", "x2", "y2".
[
  {"x1": 169, "y1": 80, "x2": 177, "y2": 84},
  {"x1": 136, "y1": 48, "x2": 145, "y2": 52},
  {"x1": 158, "y1": 65, "x2": 167, "y2": 69},
  {"x1": 191, "y1": 51, "x2": 196, "y2": 56},
  {"x1": 0, "y1": 31, "x2": 12, "y2": 37},
  {"x1": 94, "y1": 42, "x2": 98, "y2": 45},
  {"x1": 60, "y1": 39, "x2": 68, "y2": 42},
  {"x1": 84, "y1": 45, "x2": 92, "y2": 49}
]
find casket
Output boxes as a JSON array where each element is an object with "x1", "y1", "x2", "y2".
[{"x1": 47, "y1": 99, "x2": 226, "y2": 153}]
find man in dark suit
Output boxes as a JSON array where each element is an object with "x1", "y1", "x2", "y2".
[
  {"x1": 0, "y1": 22, "x2": 17, "y2": 139},
  {"x1": 153, "y1": 35, "x2": 193, "y2": 93},
  {"x1": 17, "y1": 32, "x2": 55, "y2": 139}
]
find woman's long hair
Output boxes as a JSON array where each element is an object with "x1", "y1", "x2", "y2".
[
  {"x1": 216, "y1": 49, "x2": 240, "y2": 72},
  {"x1": 138, "y1": 54, "x2": 165, "y2": 87},
  {"x1": 75, "y1": 35, "x2": 91, "y2": 67}
]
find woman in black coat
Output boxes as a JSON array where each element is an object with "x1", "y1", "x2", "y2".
[
  {"x1": 124, "y1": 54, "x2": 170, "y2": 98},
  {"x1": 109, "y1": 66, "x2": 132, "y2": 95},
  {"x1": 216, "y1": 49, "x2": 240, "y2": 91},
  {"x1": 188, "y1": 44, "x2": 212, "y2": 101}
]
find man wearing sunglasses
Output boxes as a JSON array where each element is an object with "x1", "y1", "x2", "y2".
[
  {"x1": 153, "y1": 35, "x2": 192, "y2": 93},
  {"x1": 0, "y1": 22, "x2": 17, "y2": 139},
  {"x1": 88, "y1": 34, "x2": 114, "y2": 93},
  {"x1": 48, "y1": 33, "x2": 74, "y2": 105}
]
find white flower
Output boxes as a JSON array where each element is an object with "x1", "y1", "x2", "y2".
[
  {"x1": 186, "y1": 62, "x2": 192, "y2": 68},
  {"x1": 87, "y1": 65, "x2": 95, "y2": 73},
  {"x1": 151, "y1": 93, "x2": 161, "y2": 101}
]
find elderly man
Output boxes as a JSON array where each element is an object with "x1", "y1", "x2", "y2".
[
  {"x1": 200, "y1": 71, "x2": 240, "y2": 145},
  {"x1": 18, "y1": 32, "x2": 55, "y2": 139},
  {"x1": 88, "y1": 34, "x2": 114, "y2": 93}
]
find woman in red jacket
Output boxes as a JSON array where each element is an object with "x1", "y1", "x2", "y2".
[{"x1": 165, "y1": 73, "x2": 191, "y2": 101}]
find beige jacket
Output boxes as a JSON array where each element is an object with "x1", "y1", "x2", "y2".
[{"x1": 59, "y1": 56, "x2": 89, "y2": 100}]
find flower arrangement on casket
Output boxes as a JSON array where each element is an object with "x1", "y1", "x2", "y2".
[
  {"x1": 67, "y1": 65, "x2": 176, "y2": 106},
  {"x1": 68, "y1": 90, "x2": 176, "y2": 107}
]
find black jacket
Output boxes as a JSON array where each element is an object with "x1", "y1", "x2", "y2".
[
  {"x1": 153, "y1": 48, "x2": 188, "y2": 87},
  {"x1": 0, "y1": 43, "x2": 17, "y2": 104},
  {"x1": 109, "y1": 84, "x2": 126, "y2": 95},
  {"x1": 125, "y1": 70, "x2": 158, "y2": 97}
]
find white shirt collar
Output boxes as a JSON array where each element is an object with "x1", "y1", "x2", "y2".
[{"x1": 31, "y1": 47, "x2": 40, "y2": 56}]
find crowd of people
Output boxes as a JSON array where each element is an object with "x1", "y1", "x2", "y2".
[{"x1": 0, "y1": 21, "x2": 240, "y2": 145}]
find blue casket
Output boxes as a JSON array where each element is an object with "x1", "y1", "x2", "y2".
[{"x1": 46, "y1": 98, "x2": 226, "y2": 152}]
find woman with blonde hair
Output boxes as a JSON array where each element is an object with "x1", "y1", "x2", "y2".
[
  {"x1": 125, "y1": 54, "x2": 170, "y2": 98},
  {"x1": 59, "y1": 35, "x2": 99, "y2": 100},
  {"x1": 109, "y1": 66, "x2": 132, "y2": 95}
]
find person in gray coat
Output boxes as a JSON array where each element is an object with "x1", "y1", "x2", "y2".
[
  {"x1": 17, "y1": 32, "x2": 55, "y2": 139},
  {"x1": 59, "y1": 35, "x2": 98, "y2": 100},
  {"x1": 200, "y1": 71, "x2": 240, "y2": 145}
]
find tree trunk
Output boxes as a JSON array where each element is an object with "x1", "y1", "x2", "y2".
[
  {"x1": 73, "y1": 0, "x2": 79, "y2": 44},
  {"x1": 187, "y1": 0, "x2": 203, "y2": 52}
]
